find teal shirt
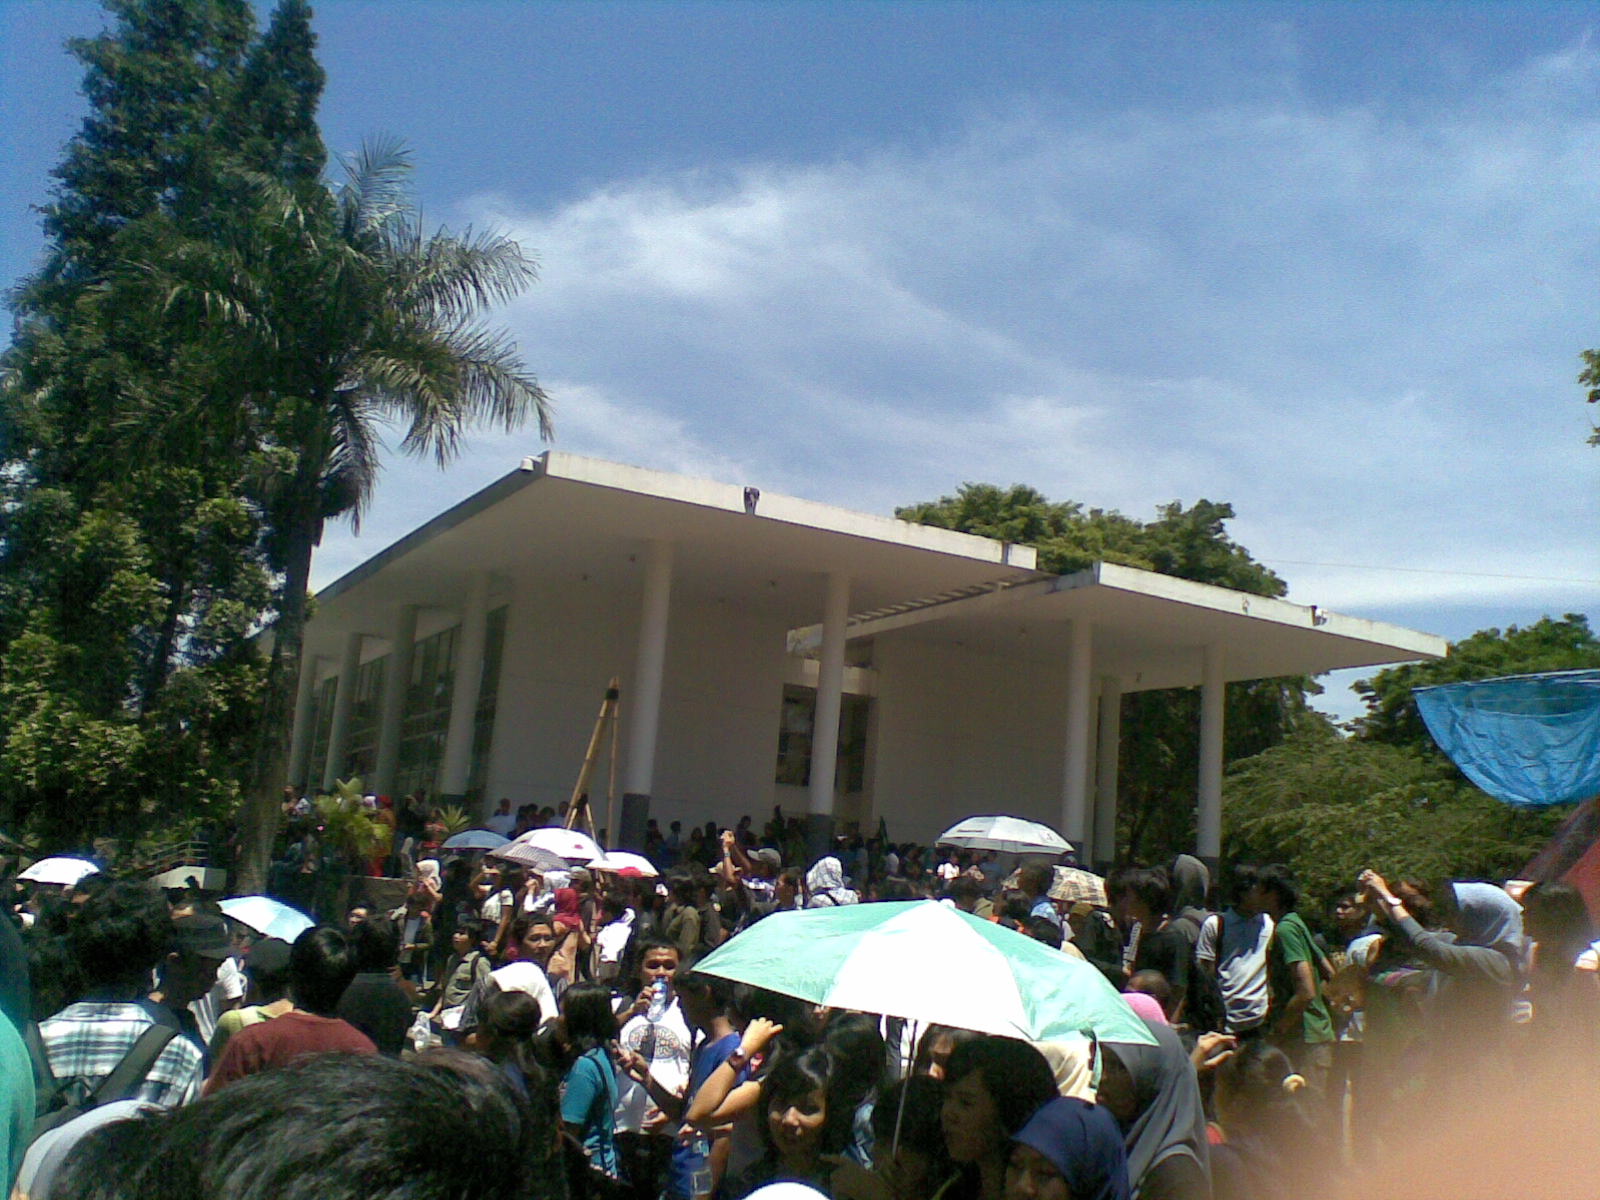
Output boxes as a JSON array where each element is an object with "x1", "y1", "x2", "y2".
[
  {"x1": 561, "y1": 1047, "x2": 620, "y2": 1177},
  {"x1": 1, "y1": 1014, "x2": 36, "y2": 1192}
]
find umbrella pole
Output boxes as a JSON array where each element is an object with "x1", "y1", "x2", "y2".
[{"x1": 892, "y1": 1019, "x2": 916, "y2": 1157}]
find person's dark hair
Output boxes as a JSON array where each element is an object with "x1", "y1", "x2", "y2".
[
  {"x1": 245, "y1": 943, "x2": 293, "y2": 1004},
  {"x1": 1255, "y1": 864, "x2": 1299, "y2": 913},
  {"x1": 871, "y1": 1075, "x2": 951, "y2": 1172},
  {"x1": 1108, "y1": 867, "x2": 1173, "y2": 918},
  {"x1": 346, "y1": 914, "x2": 400, "y2": 973},
  {"x1": 288, "y1": 926, "x2": 358, "y2": 1016},
  {"x1": 599, "y1": 894, "x2": 627, "y2": 923},
  {"x1": 676, "y1": 966, "x2": 736, "y2": 1010},
  {"x1": 1522, "y1": 881, "x2": 1597, "y2": 974},
  {"x1": 1015, "y1": 862, "x2": 1053, "y2": 898},
  {"x1": 944, "y1": 1036, "x2": 1058, "y2": 1137},
  {"x1": 1225, "y1": 864, "x2": 1261, "y2": 908},
  {"x1": 478, "y1": 986, "x2": 549, "y2": 1092},
  {"x1": 69, "y1": 880, "x2": 172, "y2": 994},
  {"x1": 998, "y1": 896, "x2": 1032, "y2": 928},
  {"x1": 1126, "y1": 969, "x2": 1173, "y2": 1013},
  {"x1": 1023, "y1": 915, "x2": 1063, "y2": 948},
  {"x1": 946, "y1": 876, "x2": 982, "y2": 907},
  {"x1": 512, "y1": 911, "x2": 556, "y2": 943},
  {"x1": 760, "y1": 1045, "x2": 841, "y2": 1156},
  {"x1": 822, "y1": 1012, "x2": 886, "y2": 1146},
  {"x1": 561, "y1": 982, "x2": 616, "y2": 1055},
  {"x1": 52, "y1": 1051, "x2": 531, "y2": 1200},
  {"x1": 913, "y1": 1024, "x2": 982, "y2": 1076}
]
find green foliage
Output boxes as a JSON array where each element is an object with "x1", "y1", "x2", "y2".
[
  {"x1": 433, "y1": 803, "x2": 474, "y2": 838},
  {"x1": 1581, "y1": 348, "x2": 1600, "y2": 446},
  {"x1": 1224, "y1": 730, "x2": 1564, "y2": 908},
  {"x1": 898, "y1": 482, "x2": 1310, "y2": 863},
  {"x1": 898, "y1": 485, "x2": 1285, "y2": 595},
  {"x1": 1352, "y1": 614, "x2": 1600, "y2": 748},
  {"x1": 313, "y1": 777, "x2": 390, "y2": 861},
  {"x1": 0, "y1": 0, "x2": 315, "y2": 854}
]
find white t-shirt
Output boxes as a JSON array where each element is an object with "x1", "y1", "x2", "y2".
[
  {"x1": 1195, "y1": 909, "x2": 1274, "y2": 1031},
  {"x1": 480, "y1": 888, "x2": 513, "y2": 924},
  {"x1": 612, "y1": 998, "x2": 693, "y2": 1134}
]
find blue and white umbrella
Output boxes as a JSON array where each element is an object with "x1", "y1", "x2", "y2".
[
  {"x1": 220, "y1": 895, "x2": 316, "y2": 942},
  {"x1": 441, "y1": 829, "x2": 511, "y2": 851}
]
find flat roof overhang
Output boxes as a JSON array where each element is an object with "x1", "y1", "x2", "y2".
[
  {"x1": 305, "y1": 453, "x2": 1040, "y2": 645},
  {"x1": 303, "y1": 452, "x2": 1446, "y2": 686}
]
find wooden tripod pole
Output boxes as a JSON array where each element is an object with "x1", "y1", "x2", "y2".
[
  {"x1": 566, "y1": 678, "x2": 620, "y2": 839},
  {"x1": 605, "y1": 693, "x2": 621, "y2": 849}
]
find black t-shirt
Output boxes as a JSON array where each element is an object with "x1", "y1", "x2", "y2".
[
  {"x1": 1134, "y1": 924, "x2": 1193, "y2": 1000},
  {"x1": 336, "y1": 973, "x2": 413, "y2": 1056}
]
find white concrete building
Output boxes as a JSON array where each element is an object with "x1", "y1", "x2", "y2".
[{"x1": 288, "y1": 453, "x2": 1446, "y2": 864}]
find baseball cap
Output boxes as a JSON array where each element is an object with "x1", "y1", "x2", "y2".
[{"x1": 171, "y1": 914, "x2": 232, "y2": 959}]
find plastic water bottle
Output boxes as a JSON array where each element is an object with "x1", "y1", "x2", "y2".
[
  {"x1": 647, "y1": 977, "x2": 668, "y2": 1022},
  {"x1": 688, "y1": 1132, "x2": 713, "y2": 1200}
]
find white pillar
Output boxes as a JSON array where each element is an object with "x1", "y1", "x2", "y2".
[
  {"x1": 1059, "y1": 618, "x2": 1094, "y2": 850},
  {"x1": 440, "y1": 572, "x2": 491, "y2": 799},
  {"x1": 1093, "y1": 675, "x2": 1122, "y2": 869},
  {"x1": 1197, "y1": 645, "x2": 1225, "y2": 863},
  {"x1": 322, "y1": 632, "x2": 364, "y2": 791},
  {"x1": 809, "y1": 572, "x2": 851, "y2": 820},
  {"x1": 620, "y1": 542, "x2": 674, "y2": 846},
  {"x1": 372, "y1": 604, "x2": 418, "y2": 798},
  {"x1": 287, "y1": 651, "x2": 322, "y2": 791}
]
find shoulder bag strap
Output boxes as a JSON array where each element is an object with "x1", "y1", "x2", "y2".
[{"x1": 91, "y1": 1024, "x2": 177, "y2": 1105}]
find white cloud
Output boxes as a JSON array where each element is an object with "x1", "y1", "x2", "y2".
[{"x1": 327, "y1": 45, "x2": 1600, "y2": 647}]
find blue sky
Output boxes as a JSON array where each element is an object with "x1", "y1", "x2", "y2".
[{"x1": 5, "y1": 0, "x2": 1599, "y2": 721}]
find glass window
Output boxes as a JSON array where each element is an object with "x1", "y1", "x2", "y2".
[{"x1": 775, "y1": 685, "x2": 870, "y2": 792}]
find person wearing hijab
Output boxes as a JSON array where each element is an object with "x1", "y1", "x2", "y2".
[
  {"x1": 1006, "y1": 1097, "x2": 1130, "y2": 1200},
  {"x1": 1097, "y1": 1021, "x2": 1211, "y2": 1200},
  {"x1": 804, "y1": 858, "x2": 859, "y2": 908},
  {"x1": 1030, "y1": 1037, "x2": 1096, "y2": 1102},
  {"x1": 545, "y1": 887, "x2": 587, "y2": 992},
  {"x1": 1357, "y1": 872, "x2": 1525, "y2": 1085}
]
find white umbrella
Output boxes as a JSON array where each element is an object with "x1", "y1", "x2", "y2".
[
  {"x1": 589, "y1": 851, "x2": 659, "y2": 877},
  {"x1": 694, "y1": 900, "x2": 1154, "y2": 1045},
  {"x1": 18, "y1": 857, "x2": 101, "y2": 887},
  {"x1": 219, "y1": 896, "x2": 316, "y2": 942},
  {"x1": 936, "y1": 815, "x2": 1072, "y2": 856},
  {"x1": 488, "y1": 841, "x2": 568, "y2": 873},
  {"x1": 510, "y1": 827, "x2": 602, "y2": 863}
]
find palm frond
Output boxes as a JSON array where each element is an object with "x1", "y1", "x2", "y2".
[
  {"x1": 384, "y1": 225, "x2": 538, "y2": 325},
  {"x1": 336, "y1": 134, "x2": 413, "y2": 242}
]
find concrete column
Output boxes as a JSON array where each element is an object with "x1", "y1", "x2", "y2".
[
  {"x1": 287, "y1": 651, "x2": 323, "y2": 793},
  {"x1": 372, "y1": 604, "x2": 418, "y2": 799},
  {"x1": 806, "y1": 571, "x2": 850, "y2": 860},
  {"x1": 1197, "y1": 645, "x2": 1226, "y2": 865},
  {"x1": 439, "y1": 572, "x2": 492, "y2": 802},
  {"x1": 1059, "y1": 618, "x2": 1094, "y2": 851},
  {"x1": 620, "y1": 541, "x2": 674, "y2": 849},
  {"x1": 1093, "y1": 675, "x2": 1122, "y2": 872},
  {"x1": 322, "y1": 632, "x2": 364, "y2": 792}
]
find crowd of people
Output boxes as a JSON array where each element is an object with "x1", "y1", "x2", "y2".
[{"x1": 5, "y1": 805, "x2": 1600, "y2": 1200}]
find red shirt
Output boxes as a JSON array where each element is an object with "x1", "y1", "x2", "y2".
[{"x1": 204, "y1": 1010, "x2": 376, "y2": 1095}]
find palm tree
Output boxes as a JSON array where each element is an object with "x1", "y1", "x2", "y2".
[{"x1": 161, "y1": 138, "x2": 551, "y2": 891}]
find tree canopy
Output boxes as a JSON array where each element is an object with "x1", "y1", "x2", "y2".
[
  {"x1": 897, "y1": 483, "x2": 1316, "y2": 862},
  {"x1": 0, "y1": 0, "x2": 549, "y2": 877}
]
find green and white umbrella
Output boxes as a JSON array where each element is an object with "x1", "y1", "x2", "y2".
[{"x1": 694, "y1": 900, "x2": 1154, "y2": 1046}]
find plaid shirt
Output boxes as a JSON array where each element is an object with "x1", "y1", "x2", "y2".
[{"x1": 40, "y1": 1001, "x2": 205, "y2": 1108}]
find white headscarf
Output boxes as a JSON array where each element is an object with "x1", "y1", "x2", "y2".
[{"x1": 805, "y1": 856, "x2": 858, "y2": 907}]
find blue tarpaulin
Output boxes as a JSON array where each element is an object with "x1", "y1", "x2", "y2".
[{"x1": 1415, "y1": 670, "x2": 1600, "y2": 808}]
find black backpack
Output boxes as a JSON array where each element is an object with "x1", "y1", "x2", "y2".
[
  {"x1": 1171, "y1": 911, "x2": 1228, "y2": 1035},
  {"x1": 26, "y1": 1020, "x2": 177, "y2": 1141}
]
